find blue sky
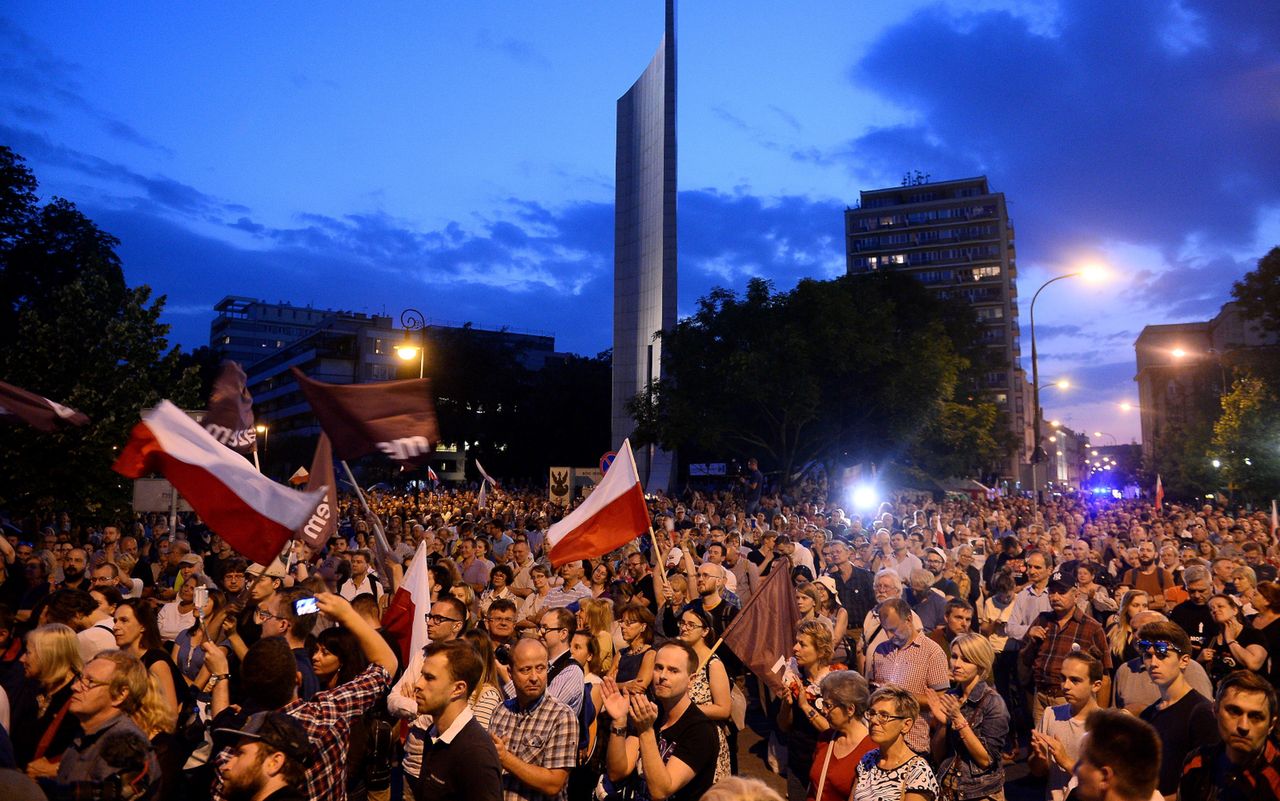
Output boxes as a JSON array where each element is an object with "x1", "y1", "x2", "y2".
[{"x1": 3, "y1": 1, "x2": 1278, "y2": 444}]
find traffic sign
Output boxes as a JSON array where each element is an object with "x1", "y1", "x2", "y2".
[{"x1": 600, "y1": 451, "x2": 617, "y2": 474}]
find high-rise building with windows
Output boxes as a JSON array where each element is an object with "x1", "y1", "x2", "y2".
[
  {"x1": 845, "y1": 176, "x2": 1027, "y2": 482},
  {"x1": 612, "y1": 0, "x2": 677, "y2": 490}
]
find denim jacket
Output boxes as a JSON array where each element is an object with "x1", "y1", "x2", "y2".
[{"x1": 938, "y1": 681, "x2": 1009, "y2": 800}]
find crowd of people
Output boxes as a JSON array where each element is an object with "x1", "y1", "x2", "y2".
[{"x1": 0, "y1": 467, "x2": 1278, "y2": 801}]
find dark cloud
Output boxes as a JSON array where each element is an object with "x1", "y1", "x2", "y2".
[
  {"x1": 843, "y1": 0, "x2": 1280, "y2": 313},
  {"x1": 0, "y1": 16, "x2": 171, "y2": 154}
]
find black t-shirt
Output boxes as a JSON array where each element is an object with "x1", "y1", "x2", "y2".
[
  {"x1": 1170, "y1": 601, "x2": 1220, "y2": 652},
  {"x1": 1140, "y1": 689, "x2": 1220, "y2": 795},
  {"x1": 654, "y1": 703, "x2": 719, "y2": 801},
  {"x1": 633, "y1": 573, "x2": 657, "y2": 610},
  {"x1": 416, "y1": 715, "x2": 502, "y2": 801},
  {"x1": 1207, "y1": 625, "x2": 1268, "y2": 685}
]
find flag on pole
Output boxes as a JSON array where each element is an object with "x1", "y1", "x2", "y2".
[
  {"x1": 477, "y1": 478, "x2": 489, "y2": 510},
  {"x1": 545, "y1": 439, "x2": 649, "y2": 566},
  {"x1": 202, "y1": 361, "x2": 256, "y2": 453},
  {"x1": 426, "y1": 465, "x2": 439, "y2": 484},
  {"x1": 720, "y1": 558, "x2": 801, "y2": 694},
  {"x1": 1271, "y1": 500, "x2": 1277, "y2": 538},
  {"x1": 1155, "y1": 474, "x2": 1164, "y2": 511},
  {"x1": 298, "y1": 434, "x2": 339, "y2": 551},
  {"x1": 934, "y1": 513, "x2": 947, "y2": 550},
  {"x1": 291, "y1": 368, "x2": 439, "y2": 467},
  {"x1": 476, "y1": 460, "x2": 498, "y2": 487},
  {"x1": 288, "y1": 467, "x2": 310, "y2": 486},
  {"x1": 112, "y1": 401, "x2": 325, "y2": 566},
  {"x1": 382, "y1": 541, "x2": 433, "y2": 666},
  {"x1": 0, "y1": 380, "x2": 89, "y2": 431}
]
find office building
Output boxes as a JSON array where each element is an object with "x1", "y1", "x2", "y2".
[
  {"x1": 844, "y1": 176, "x2": 1027, "y2": 482},
  {"x1": 1134, "y1": 300, "x2": 1278, "y2": 463},
  {"x1": 613, "y1": 0, "x2": 677, "y2": 491}
]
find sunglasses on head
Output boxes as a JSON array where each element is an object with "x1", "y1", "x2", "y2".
[{"x1": 1138, "y1": 640, "x2": 1182, "y2": 658}]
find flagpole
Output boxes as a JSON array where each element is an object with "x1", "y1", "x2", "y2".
[
  {"x1": 340, "y1": 460, "x2": 397, "y2": 598},
  {"x1": 648, "y1": 525, "x2": 667, "y2": 605}
]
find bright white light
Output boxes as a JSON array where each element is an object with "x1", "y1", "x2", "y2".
[
  {"x1": 851, "y1": 484, "x2": 878, "y2": 512},
  {"x1": 1211, "y1": 459, "x2": 1221, "y2": 468}
]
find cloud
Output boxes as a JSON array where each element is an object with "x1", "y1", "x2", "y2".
[
  {"x1": 0, "y1": 16, "x2": 171, "y2": 154},
  {"x1": 841, "y1": 0, "x2": 1280, "y2": 310}
]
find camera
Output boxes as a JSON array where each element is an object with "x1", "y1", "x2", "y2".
[
  {"x1": 494, "y1": 643, "x2": 512, "y2": 666},
  {"x1": 294, "y1": 597, "x2": 319, "y2": 615}
]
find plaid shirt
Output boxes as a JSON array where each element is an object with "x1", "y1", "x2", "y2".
[
  {"x1": 489, "y1": 692, "x2": 579, "y2": 801},
  {"x1": 1025, "y1": 608, "x2": 1111, "y2": 693},
  {"x1": 869, "y1": 631, "x2": 950, "y2": 753},
  {"x1": 212, "y1": 663, "x2": 392, "y2": 801}
]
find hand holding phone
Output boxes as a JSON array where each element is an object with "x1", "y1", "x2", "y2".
[{"x1": 294, "y1": 596, "x2": 320, "y2": 615}]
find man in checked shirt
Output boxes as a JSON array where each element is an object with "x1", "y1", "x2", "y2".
[
  {"x1": 1021, "y1": 572, "x2": 1112, "y2": 727},
  {"x1": 206, "y1": 592, "x2": 398, "y2": 801}
]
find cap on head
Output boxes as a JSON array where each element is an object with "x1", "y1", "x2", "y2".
[{"x1": 215, "y1": 711, "x2": 314, "y2": 764}]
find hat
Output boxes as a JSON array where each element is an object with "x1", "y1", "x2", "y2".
[
  {"x1": 215, "y1": 711, "x2": 314, "y2": 764},
  {"x1": 248, "y1": 558, "x2": 288, "y2": 579},
  {"x1": 815, "y1": 576, "x2": 838, "y2": 597},
  {"x1": 1046, "y1": 571, "x2": 1074, "y2": 593},
  {"x1": 926, "y1": 547, "x2": 948, "y2": 564},
  {"x1": 665, "y1": 547, "x2": 684, "y2": 567},
  {"x1": 179, "y1": 554, "x2": 201, "y2": 567}
]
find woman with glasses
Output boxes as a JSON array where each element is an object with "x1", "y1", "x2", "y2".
[
  {"x1": 806, "y1": 670, "x2": 872, "y2": 801},
  {"x1": 610, "y1": 603, "x2": 656, "y2": 694},
  {"x1": 114, "y1": 599, "x2": 185, "y2": 727},
  {"x1": 480, "y1": 563, "x2": 515, "y2": 614},
  {"x1": 853, "y1": 685, "x2": 940, "y2": 801},
  {"x1": 516, "y1": 564, "x2": 553, "y2": 631},
  {"x1": 677, "y1": 606, "x2": 732, "y2": 782},
  {"x1": 12, "y1": 623, "x2": 82, "y2": 774},
  {"x1": 927, "y1": 632, "x2": 1008, "y2": 801},
  {"x1": 779, "y1": 619, "x2": 841, "y2": 801}
]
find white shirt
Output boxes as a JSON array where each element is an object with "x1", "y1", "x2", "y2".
[
  {"x1": 77, "y1": 620, "x2": 118, "y2": 663},
  {"x1": 340, "y1": 573, "x2": 382, "y2": 601},
  {"x1": 157, "y1": 602, "x2": 195, "y2": 642}
]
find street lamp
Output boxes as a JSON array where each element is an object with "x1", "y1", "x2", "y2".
[
  {"x1": 398, "y1": 308, "x2": 427, "y2": 379},
  {"x1": 255, "y1": 423, "x2": 268, "y2": 454},
  {"x1": 1092, "y1": 431, "x2": 1118, "y2": 445},
  {"x1": 1029, "y1": 266, "x2": 1105, "y2": 504}
]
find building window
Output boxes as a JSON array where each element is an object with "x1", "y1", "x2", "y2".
[
  {"x1": 374, "y1": 338, "x2": 384, "y2": 355},
  {"x1": 995, "y1": 393, "x2": 1008, "y2": 405}
]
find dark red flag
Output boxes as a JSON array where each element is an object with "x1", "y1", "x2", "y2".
[
  {"x1": 720, "y1": 558, "x2": 800, "y2": 694},
  {"x1": 290, "y1": 368, "x2": 440, "y2": 466},
  {"x1": 298, "y1": 434, "x2": 339, "y2": 551},
  {"x1": 0, "y1": 380, "x2": 89, "y2": 432},
  {"x1": 202, "y1": 361, "x2": 256, "y2": 453}
]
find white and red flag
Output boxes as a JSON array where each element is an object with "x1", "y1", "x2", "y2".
[
  {"x1": 476, "y1": 460, "x2": 498, "y2": 487},
  {"x1": 1155, "y1": 474, "x2": 1164, "y2": 511},
  {"x1": 934, "y1": 513, "x2": 947, "y2": 550},
  {"x1": 112, "y1": 401, "x2": 325, "y2": 565},
  {"x1": 1271, "y1": 500, "x2": 1277, "y2": 538},
  {"x1": 545, "y1": 439, "x2": 649, "y2": 567},
  {"x1": 0, "y1": 380, "x2": 89, "y2": 431},
  {"x1": 382, "y1": 541, "x2": 432, "y2": 665}
]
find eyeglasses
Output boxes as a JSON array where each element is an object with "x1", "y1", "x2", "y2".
[
  {"x1": 1138, "y1": 640, "x2": 1183, "y2": 659},
  {"x1": 864, "y1": 710, "x2": 909, "y2": 724},
  {"x1": 677, "y1": 620, "x2": 705, "y2": 630},
  {"x1": 425, "y1": 614, "x2": 462, "y2": 625},
  {"x1": 537, "y1": 625, "x2": 568, "y2": 635},
  {"x1": 76, "y1": 674, "x2": 111, "y2": 691},
  {"x1": 253, "y1": 607, "x2": 285, "y2": 623},
  {"x1": 486, "y1": 616, "x2": 515, "y2": 625}
]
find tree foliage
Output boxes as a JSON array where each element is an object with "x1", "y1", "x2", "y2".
[
  {"x1": 629, "y1": 273, "x2": 1012, "y2": 484},
  {"x1": 1211, "y1": 375, "x2": 1280, "y2": 503},
  {"x1": 0, "y1": 146, "x2": 199, "y2": 519},
  {"x1": 1232, "y1": 246, "x2": 1280, "y2": 336}
]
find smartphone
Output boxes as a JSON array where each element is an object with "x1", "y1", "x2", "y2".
[
  {"x1": 294, "y1": 597, "x2": 320, "y2": 615},
  {"x1": 193, "y1": 586, "x2": 209, "y2": 616}
]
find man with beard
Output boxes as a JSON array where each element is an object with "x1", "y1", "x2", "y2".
[
  {"x1": 1120, "y1": 541, "x2": 1174, "y2": 612},
  {"x1": 1021, "y1": 573, "x2": 1112, "y2": 725},
  {"x1": 216, "y1": 711, "x2": 313, "y2": 801},
  {"x1": 58, "y1": 548, "x2": 90, "y2": 592},
  {"x1": 603, "y1": 641, "x2": 718, "y2": 801}
]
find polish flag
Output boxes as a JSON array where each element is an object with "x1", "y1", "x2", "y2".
[
  {"x1": 1271, "y1": 500, "x2": 1277, "y2": 538},
  {"x1": 545, "y1": 439, "x2": 649, "y2": 567},
  {"x1": 476, "y1": 460, "x2": 498, "y2": 487},
  {"x1": 382, "y1": 541, "x2": 432, "y2": 665},
  {"x1": 112, "y1": 401, "x2": 325, "y2": 566},
  {"x1": 934, "y1": 513, "x2": 947, "y2": 550},
  {"x1": 1155, "y1": 474, "x2": 1164, "y2": 511}
]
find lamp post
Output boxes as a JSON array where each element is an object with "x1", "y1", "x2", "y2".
[
  {"x1": 1029, "y1": 266, "x2": 1104, "y2": 511},
  {"x1": 398, "y1": 308, "x2": 426, "y2": 379},
  {"x1": 1092, "y1": 431, "x2": 1117, "y2": 445}
]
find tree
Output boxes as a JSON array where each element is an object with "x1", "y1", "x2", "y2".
[
  {"x1": 1211, "y1": 375, "x2": 1280, "y2": 503},
  {"x1": 629, "y1": 273, "x2": 1002, "y2": 485},
  {"x1": 1232, "y1": 246, "x2": 1280, "y2": 336},
  {"x1": 0, "y1": 147, "x2": 199, "y2": 520}
]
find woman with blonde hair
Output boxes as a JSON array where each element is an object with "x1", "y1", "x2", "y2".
[
  {"x1": 462, "y1": 629, "x2": 506, "y2": 727},
  {"x1": 13, "y1": 623, "x2": 83, "y2": 773},
  {"x1": 853, "y1": 685, "x2": 939, "y2": 801},
  {"x1": 779, "y1": 619, "x2": 839, "y2": 801},
  {"x1": 1106, "y1": 589, "x2": 1150, "y2": 663},
  {"x1": 928, "y1": 633, "x2": 1007, "y2": 800},
  {"x1": 576, "y1": 597, "x2": 616, "y2": 675},
  {"x1": 656, "y1": 573, "x2": 690, "y2": 639},
  {"x1": 448, "y1": 582, "x2": 480, "y2": 630}
]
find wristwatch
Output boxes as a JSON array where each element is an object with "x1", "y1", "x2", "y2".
[
  {"x1": 209, "y1": 673, "x2": 231, "y2": 686},
  {"x1": 611, "y1": 724, "x2": 629, "y2": 735}
]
